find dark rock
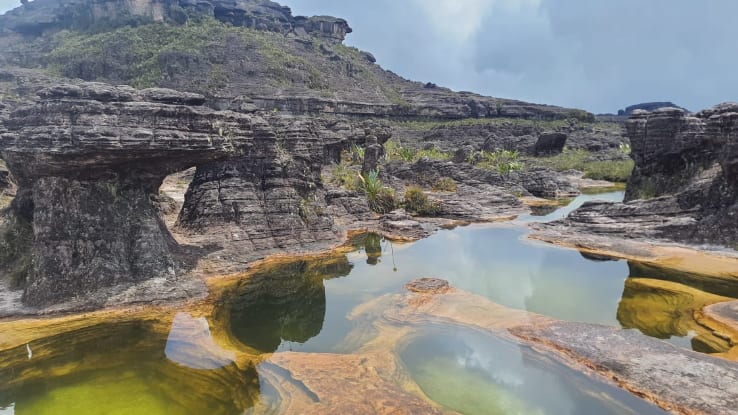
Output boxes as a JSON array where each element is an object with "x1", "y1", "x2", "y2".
[
  {"x1": 0, "y1": 82, "x2": 259, "y2": 306},
  {"x1": 543, "y1": 102, "x2": 738, "y2": 247},
  {"x1": 533, "y1": 132, "x2": 567, "y2": 155}
]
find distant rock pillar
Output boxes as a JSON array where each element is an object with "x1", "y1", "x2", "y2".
[{"x1": 362, "y1": 129, "x2": 383, "y2": 175}]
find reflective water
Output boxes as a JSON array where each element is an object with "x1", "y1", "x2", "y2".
[
  {"x1": 0, "y1": 191, "x2": 734, "y2": 414},
  {"x1": 400, "y1": 327, "x2": 665, "y2": 415}
]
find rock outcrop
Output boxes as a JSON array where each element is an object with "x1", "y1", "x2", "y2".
[
  {"x1": 175, "y1": 119, "x2": 390, "y2": 259},
  {"x1": 0, "y1": 82, "x2": 260, "y2": 306},
  {"x1": 540, "y1": 103, "x2": 738, "y2": 246},
  {"x1": 0, "y1": 81, "x2": 396, "y2": 307},
  {"x1": 0, "y1": 0, "x2": 351, "y2": 41}
]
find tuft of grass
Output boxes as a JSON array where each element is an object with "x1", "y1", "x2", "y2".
[
  {"x1": 384, "y1": 139, "x2": 416, "y2": 163},
  {"x1": 330, "y1": 163, "x2": 359, "y2": 191},
  {"x1": 470, "y1": 150, "x2": 524, "y2": 174},
  {"x1": 432, "y1": 177, "x2": 457, "y2": 192},
  {"x1": 404, "y1": 186, "x2": 441, "y2": 216}
]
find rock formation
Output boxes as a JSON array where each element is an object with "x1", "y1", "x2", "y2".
[
  {"x1": 0, "y1": 82, "x2": 259, "y2": 306},
  {"x1": 0, "y1": 80, "x2": 394, "y2": 307},
  {"x1": 540, "y1": 104, "x2": 738, "y2": 246},
  {"x1": 0, "y1": 0, "x2": 350, "y2": 41},
  {"x1": 175, "y1": 118, "x2": 390, "y2": 258}
]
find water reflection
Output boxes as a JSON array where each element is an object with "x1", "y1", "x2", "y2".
[
  {"x1": 352, "y1": 233, "x2": 383, "y2": 265},
  {"x1": 617, "y1": 262, "x2": 735, "y2": 353},
  {"x1": 224, "y1": 255, "x2": 352, "y2": 353},
  {"x1": 400, "y1": 327, "x2": 667, "y2": 415},
  {"x1": 165, "y1": 313, "x2": 236, "y2": 369},
  {"x1": 0, "y1": 321, "x2": 260, "y2": 415}
]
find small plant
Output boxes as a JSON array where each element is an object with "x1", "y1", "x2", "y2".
[
  {"x1": 358, "y1": 170, "x2": 382, "y2": 200},
  {"x1": 298, "y1": 198, "x2": 313, "y2": 223},
  {"x1": 404, "y1": 186, "x2": 441, "y2": 216},
  {"x1": 350, "y1": 143, "x2": 365, "y2": 164},
  {"x1": 358, "y1": 170, "x2": 396, "y2": 213},
  {"x1": 275, "y1": 142, "x2": 293, "y2": 165},
  {"x1": 432, "y1": 177, "x2": 458, "y2": 192},
  {"x1": 619, "y1": 142, "x2": 632, "y2": 155}
]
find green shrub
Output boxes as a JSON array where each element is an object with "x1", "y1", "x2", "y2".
[
  {"x1": 432, "y1": 177, "x2": 458, "y2": 192},
  {"x1": 404, "y1": 186, "x2": 441, "y2": 216}
]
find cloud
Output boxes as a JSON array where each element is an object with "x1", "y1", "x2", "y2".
[
  {"x1": 285, "y1": 0, "x2": 738, "y2": 113},
  {"x1": 0, "y1": 0, "x2": 17, "y2": 14}
]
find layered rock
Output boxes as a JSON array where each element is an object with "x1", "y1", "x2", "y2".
[
  {"x1": 540, "y1": 103, "x2": 738, "y2": 246},
  {"x1": 0, "y1": 0, "x2": 350, "y2": 41},
  {"x1": 175, "y1": 118, "x2": 389, "y2": 257},
  {"x1": 0, "y1": 82, "x2": 259, "y2": 306}
]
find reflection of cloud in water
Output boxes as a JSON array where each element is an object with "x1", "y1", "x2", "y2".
[{"x1": 165, "y1": 313, "x2": 236, "y2": 370}]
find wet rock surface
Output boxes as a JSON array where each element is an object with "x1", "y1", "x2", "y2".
[{"x1": 512, "y1": 322, "x2": 738, "y2": 415}]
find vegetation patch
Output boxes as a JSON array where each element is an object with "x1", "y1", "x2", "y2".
[
  {"x1": 470, "y1": 150, "x2": 525, "y2": 174},
  {"x1": 432, "y1": 177, "x2": 457, "y2": 192},
  {"x1": 538, "y1": 148, "x2": 634, "y2": 182},
  {"x1": 0, "y1": 214, "x2": 33, "y2": 288},
  {"x1": 403, "y1": 186, "x2": 441, "y2": 216}
]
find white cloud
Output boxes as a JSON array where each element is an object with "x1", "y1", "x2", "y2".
[{"x1": 410, "y1": 0, "x2": 493, "y2": 41}]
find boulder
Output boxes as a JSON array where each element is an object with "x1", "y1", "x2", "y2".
[{"x1": 533, "y1": 132, "x2": 568, "y2": 155}]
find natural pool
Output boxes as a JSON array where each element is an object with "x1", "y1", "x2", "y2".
[{"x1": 0, "y1": 191, "x2": 735, "y2": 414}]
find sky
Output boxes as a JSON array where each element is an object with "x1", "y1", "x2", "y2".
[{"x1": 1, "y1": 0, "x2": 737, "y2": 113}]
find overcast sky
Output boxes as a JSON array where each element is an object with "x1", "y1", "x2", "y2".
[{"x1": 2, "y1": 0, "x2": 737, "y2": 113}]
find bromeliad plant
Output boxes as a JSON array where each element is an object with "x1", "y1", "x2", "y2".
[{"x1": 358, "y1": 170, "x2": 396, "y2": 214}]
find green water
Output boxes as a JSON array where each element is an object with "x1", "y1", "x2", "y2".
[
  {"x1": 0, "y1": 191, "x2": 733, "y2": 414},
  {"x1": 400, "y1": 327, "x2": 665, "y2": 415}
]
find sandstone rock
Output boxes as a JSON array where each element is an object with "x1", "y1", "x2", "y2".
[
  {"x1": 0, "y1": 82, "x2": 259, "y2": 306},
  {"x1": 544, "y1": 102, "x2": 738, "y2": 247}
]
